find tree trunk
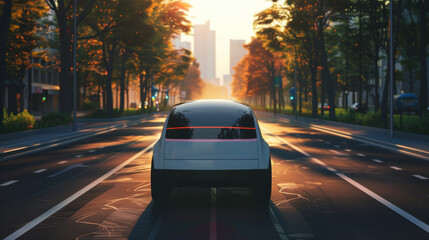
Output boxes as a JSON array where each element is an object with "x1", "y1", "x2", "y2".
[
  {"x1": 374, "y1": 50, "x2": 380, "y2": 111},
  {"x1": 0, "y1": 0, "x2": 13, "y2": 128},
  {"x1": 419, "y1": 0, "x2": 427, "y2": 115},
  {"x1": 318, "y1": 22, "x2": 335, "y2": 120},
  {"x1": 119, "y1": 50, "x2": 128, "y2": 113}
]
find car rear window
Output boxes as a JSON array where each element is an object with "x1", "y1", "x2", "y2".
[{"x1": 166, "y1": 108, "x2": 257, "y2": 140}]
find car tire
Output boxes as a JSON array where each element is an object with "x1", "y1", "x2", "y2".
[
  {"x1": 254, "y1": 160, "x2": 272, "y2": 205},
  {"x1": 151, "y1": 160, "x2": 170, "y2": 204}
]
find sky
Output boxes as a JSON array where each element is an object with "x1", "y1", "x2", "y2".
[{"x1": 181, "y1": 0, "x2": 272, "y2": 85}]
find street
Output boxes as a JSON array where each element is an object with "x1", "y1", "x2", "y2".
[{"x1": 1, "y1": 113, "x2": 429, "y2": 239}]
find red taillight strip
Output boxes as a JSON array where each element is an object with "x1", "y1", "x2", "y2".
[
  {"x1": 165, "y1": 138, "x2": 257, "y2": 142},
  {"x1": 166, "y1": 126, "x2": 256, "y2": 130}
]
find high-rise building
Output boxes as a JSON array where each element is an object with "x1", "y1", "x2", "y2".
[
  {"x1": 229, "y1": 39, "x2": 246, "y2": 76},
  {"x1": 172, "y1": 35, "x2": 191, "y2": 51},
  {"x1": 194, "y1": 20, "x2": 216, "y2": 85}
]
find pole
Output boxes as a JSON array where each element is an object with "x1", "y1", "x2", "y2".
[
  {"x1": 389, "y1": 0, "x2": 394, "y2": 138},
  {"x1": 72, "y1": 0, "x2": 77, "y2": 132},
  {"x1": 294, "y1": 63, "x2": 298, "y2": 119}
]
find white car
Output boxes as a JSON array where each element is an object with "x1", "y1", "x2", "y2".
[{"x1": 151, "y1": 99, "x2": 271, "y2": 204}]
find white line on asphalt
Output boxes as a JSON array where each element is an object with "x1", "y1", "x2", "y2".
[
  {"x1": 147, "y1": 217, "x2": 163, "y2": 240},
  {"x1": 4, "y1": 141, "x2": 157, "y2": 240},
  {"x1": 0, "y1": 180, "x2": 18, "y2": 187},
  {"x1": 413, "y1": 175, "x2": 428, "y2": 180},
  {"x1": 334, "y1": 145, "x2": 340, "y2": 148},
  {"x1": 269, "y1": 205, "x2": 289, "y2": 240},
  {"x1": 210, "y1": 187, "x2": 217, "y2": 240},
  {"x1": 325, "y1": 142, "x2": 331, "y2": 144},
  {"x1": 329, "y1": 150, "x2": 344, "y2": 155},
  {"x1": 98, "y1": 146, "x2": 105, "y2": 149},
  {"x1": 34, "y1": 169, "x2": 47, "y2": 174},
  {"x1": 75, "y1": 155, "x2": 83, "y2": 158},
  {"x1": 2, "y1": 146, "x2": 28, "y2": 153},
  {"x1": 345, "y1": 149, "x2": 351, "y2": 152},
  {"x1": 33, "y1": 143, "x2": 41, "y2": 146},
  {"x1": 88, "y1": 150, "x2": 96, "y2": 153},
  {"x1": 373, "y1": 159, "x2": 384, "y2": 163},
  {"x1": 357, "y1": 153, "x2": 366, "y2": 157},
  {"x1": 261, "y1": 127, "x2": 429, "y2": 234},
  {"x1": 390, "y1": 166, "x2": 403, "y2": 171},
  {"x1": 57, "y1": 161, "x2": 67, "y2": 164}
]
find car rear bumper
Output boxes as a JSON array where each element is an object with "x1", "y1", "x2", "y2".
[{"x1": 151, "y1": 168, "x2": 269, "y2": 187}]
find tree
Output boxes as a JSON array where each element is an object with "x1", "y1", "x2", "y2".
[{"x1": 0, "y1": 0, "x2": 13, "y2": 128}]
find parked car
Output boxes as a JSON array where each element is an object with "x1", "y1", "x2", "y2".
[
  {"x1": 322, "y1": 103, "x2": 330, "y2": 110},
  {"x1": 349, "y1": 102, "x2": 367, "y2": 113},
  {"x1": 151, "y1": 99, "x2": 271, "y2": 204},
  {"x1": 394, "y1": 93, "x2": 419, "y2": 114}
]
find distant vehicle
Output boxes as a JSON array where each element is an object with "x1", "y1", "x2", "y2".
[
  {"x1": 394, "y1": 93, "x2": 419, "y2": 114},
  {"x1": 151, "y1": 99, "x2": 271, "y2": 204},
  {"x1": 322, "y1": 103, "x2": 330, "y2": 110},
  {"x1": 350, "y1": 103, "x2": 367, "y2": 113}
]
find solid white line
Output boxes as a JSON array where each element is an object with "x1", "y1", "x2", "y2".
[
  {"x1": 75, "y1": 155, "x2": 83, "y2": 158},
  {"x1": 373, "y1": 159, "x2": 384, "y2": 163},
  {"x1": 269, "y1": 206, "x2": 289, "y2": 240},
  {"x1": 264, "y1": 127, "x2": 429, "y2": 234},
  {"x1": 33, "y1": 169, "x2": 47, "y2": 174},
  {"x1": 4, "y1": 141, "x2": 156, "y2": 240},
  {"x1": 357, "y1": 153, "x2": 366, "y2": 157},
  {"x1": 390, "y1": 166, "x2": 403, "y2": 171},
  {"x1": 57, "y1": 161, "x2": 67, "y2": 164},
  {"x1": 0, "y1": 180, "x2": 18, "y2": 187},
  {"x1": 210, "y1": 187, "x2": 217, "y2": 240},
  {"x1": 147, "y1": 217, "x2": 163, "y2": 240},
  {"x1": 413, "y1": 175, "x2": 428, "y2": 180}
]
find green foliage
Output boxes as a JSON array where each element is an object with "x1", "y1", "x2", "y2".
[
  {"x1": 35, "y1": 112, "x2": 72, "y2": 128},
  {"x1": 1, "y1": 109, "x2": 35, "y2": 133},
  {"x1": 82, "y1": 100, "x2": 99, "y2": 111},
  {"x1": 86, "y1": 109, "x2": 149, "y2": 118}
]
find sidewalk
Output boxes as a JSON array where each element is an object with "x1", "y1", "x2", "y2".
[
  {"x1": 258, "y1": 111, "x2": 429, "y2": 161},
  {"x1": 0, "y1": 112, "x2": 163, "y2": 160}
]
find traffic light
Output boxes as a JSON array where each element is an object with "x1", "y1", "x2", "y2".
[
  {"x1": 165, "y1": 90, "x2": 169, "y2": 100},
  {"x1": 290, "y1": 96, "x2": 294, "y2": 100},
  {"x1": 42, "y1": 89, "x2": 48, "y2": 103},
  {"x1": 151, "y1": 95, "x2": 155, "y2": 101}
]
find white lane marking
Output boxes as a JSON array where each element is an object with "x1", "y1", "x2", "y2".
[
  {"x1": 48, "y1": 163, "x2": 89, "y2": 178},
  {"x1": 2, "y1": 146, "x2": 28, "y2": 153},
  {"x1": 329, "y1": 150, "x2": 344, "y2": 155},
  {"x1": 325, "y1": 142, "x2": 331, "y2": 144},
  {"x1": 334, "y1": 145, "x2": 340, "y2": 148},
  {"x1": 75, "y1": 155, "x2": 84, "y2": 158},
  {"x1": 147, "y1": 217, "x2": 163, "y2": 240},
  {"x1": 390, "y1": 166, "x2": 403, "y2": 171},
  {"x1": 4, "y1": 141, "x2": 157, "y2": 240},
  {"x1": 57, "y1": 161, "x2": 67, "y2": 164},
  {"x1": 413, "y1": 175, "x2": 428, "y2": 180},
  {"x1": 269, "y1": 205, "x2": 289, "y2": 240},
  {"x1": 210, "y1": 187, "x2": 217, "y2": 240},
  {"x1": 34, "y1": 169, "x2": 47, "y2": 174},
  {"x1": 98, "y1": 146, "x2": 105, "y2": 149},
  {"x1": 261, "y1": 127, "x2": 429, "y2": 234},
  {"x1": 345, "y1": 149, "x2": 352, "y2": 152},
  {"x1": 0, "y1": 180, "x2": 18, "y2": 187},
  {"x1": 88, "y1": 150, "x2": 96, "y2": 153},
  {"x1": 373, "y1": 159, "x2": 384, "y2": 163},
  {"x1": 357, "y1": 153, "x2": 366, "y2": 157},
  {"x1": 33, "y1": 143, "x2": 41, "y2": 146}
]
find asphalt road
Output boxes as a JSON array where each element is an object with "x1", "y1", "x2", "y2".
[{"x1": 0, "y1": 114, "x2": 428, "y2": 239}]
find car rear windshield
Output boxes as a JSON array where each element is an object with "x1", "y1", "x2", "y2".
[{"x1": 166, "y1": 107, "x2": 257, "y2": 140}]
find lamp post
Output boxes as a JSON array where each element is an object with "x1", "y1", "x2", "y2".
[
  {"x1": 72, "y1": 0, "x2": 77, "y2": 132},
  {"x1": 389, "y1": 0, "x2": 394, "y2": 138}
]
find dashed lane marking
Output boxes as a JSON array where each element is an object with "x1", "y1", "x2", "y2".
[
  {"x1": 329, "y1": 149, "x2": 344, "y2": 155},
  {"x1": 334, "y1": 145, "x2": 340, "y2": 148},
  {"x1": 209, "y1": 187, "x2": 217, "y2": 240},
  {"x1": 4, "y1": 141, "x2": 157, "y2": 240},
  {"x1": 34, "y1": 169, "x2": 47, "y2": 174},
  {"x1": 373, "y1": 159, "x2": 383, "y2": 163},
  {"x1": 75, "y1": 155, "x2": 84, "y2": 158},
  {"x1": 390, "y1": 166, "x2": 403, "y2": 171},
  {"x1": 57, "y1": 161, "x2": 67, "y2": 164},
  {"x1": 260, "y1": 127, "x2": 429, "y2": 234},
  {"x1": 1, "y1": 180, "x2": 18, "y2": 187},
  {"x1": 357, "y1": 153, "x2": 366, "y2": 157},
  {"x1": 345, "y1": 149, "x2": 351, "y2": 152},
  {"x1": 88, "y1": 150, "x2": 96, "y2": 153},
  {"x1": 412, "y1": 175, "x2": 428, "y2": 180}
]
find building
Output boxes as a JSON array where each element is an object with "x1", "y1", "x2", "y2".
[
  {"x1": 229, "y1": 39, "x2": 246, "y2": 76},
  {"x1": 193, "y1": 20, "x2": 216, "y2": 85},
  {"x1": 172, "y1": 35, "x2": 191, "y2": 51}
]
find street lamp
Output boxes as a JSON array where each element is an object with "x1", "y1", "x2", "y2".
[{"x1": 72, "y1": 0, "x2": 77, "y2": 132}]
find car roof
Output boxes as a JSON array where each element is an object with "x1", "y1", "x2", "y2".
[{"x1": 171, "y1": 99, "x2": 252, "y2": 113}]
